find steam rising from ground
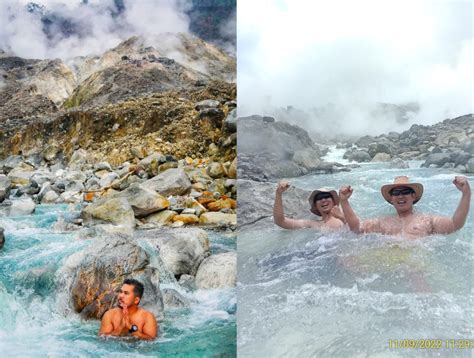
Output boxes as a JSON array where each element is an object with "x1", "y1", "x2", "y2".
[
  {"x1": 238, "y1": 0, "x2": 473, "y2": 135},
  {"x1": 0, "y1": 0, "x2": 190, "y2": 59}
]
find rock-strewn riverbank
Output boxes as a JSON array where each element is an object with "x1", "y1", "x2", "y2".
[{"x1": 340, "y1": 114, "x2": 474, "y2": 172}]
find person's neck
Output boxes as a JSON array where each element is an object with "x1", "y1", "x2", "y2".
[
  {"x1": 321, "y1": 212, "x2": 331, "y2": 222},
  {"x1": 127, "y1": 304, "x2": 139, "y2": 315},
  {"x1": 396, "y1": 208, "x2": 414, "y2": 219}
]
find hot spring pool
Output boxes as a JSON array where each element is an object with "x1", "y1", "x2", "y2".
[{"x1": 238, "y1": 161, "x2": 473, "y2": 357}]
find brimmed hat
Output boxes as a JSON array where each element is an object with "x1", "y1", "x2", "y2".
[
  {"x1": 381, "y1": 176, "x2": 423, "y2": 204},
  {"x1": 309, "y1": 188, "x2": 339, "y2": 216}
]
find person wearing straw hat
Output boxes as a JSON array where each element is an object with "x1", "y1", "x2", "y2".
[
  {"x1": 273, "y1": 180, "x2": 346, "y2": 229},
  {"x1": 339, "y1": 175, "x2": 471, "y2": 237}
]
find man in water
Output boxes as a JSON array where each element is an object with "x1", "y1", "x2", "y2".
[
  {"x1": 99, "y1": 279, "x2": 157, "y2": 340},
  {"x1": 339, "y1": 175, "x2": 471, "y2": 237},
  {"x1": 273, "y1": 180, "x2": 345, "y2": 229}
]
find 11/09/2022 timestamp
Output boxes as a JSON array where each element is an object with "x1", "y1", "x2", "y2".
[{"x1": 388, "y1": 339, "x2": 474, "y2": 349}]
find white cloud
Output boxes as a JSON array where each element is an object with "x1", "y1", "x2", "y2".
[
  {"x1": 238, "y1": 0, "x2": 474, "y2": 135},
  {"x1": 0, "y1": 0, "x2": 190, "y2": 60}
]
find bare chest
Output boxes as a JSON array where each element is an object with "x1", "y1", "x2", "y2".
[{"x1": 380, "y1": 216, "x2": 433, "y2": 236}]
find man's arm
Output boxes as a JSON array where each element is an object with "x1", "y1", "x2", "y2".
[
  {"x1": 432, "y1": 176, "x2": 471, "y2": 234},
  {"x1": 99, "y1": 310, "x2": 121, "y2": 336},
  {"x1": 273, "y1": 180, "x2": 317, "y2": 229},
  {"x1": 131, "y1": 312, "x2": 157, "y2": 340},
  {"x1": 339, "y1": 186, "x2": 362, "y2": 233}
]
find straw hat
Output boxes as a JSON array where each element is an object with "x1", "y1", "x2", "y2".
[
  {"x1": 309, "y1": 188, "x2": 339, "y2": 216},
  {"x1": 381, "y1": 176, "x2": 423, "y2": 204}
]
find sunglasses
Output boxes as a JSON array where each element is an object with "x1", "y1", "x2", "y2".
[
  {"x1": 390, "y1": 188, "x2": 415, "y2": 196},
  {"x1": 314, "y1": 192, "x2": 333, "y2": 202}
]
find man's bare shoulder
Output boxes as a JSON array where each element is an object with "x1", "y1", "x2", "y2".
[
  {"x1": 138, "y1": 308, "x2": 155, "y2": 319},
  {"x1": 103, "y1": 307, "x2": 121, "y2": 318}
]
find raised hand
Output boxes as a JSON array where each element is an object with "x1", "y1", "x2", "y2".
[
  {"x1": 121, "y1": 305, "x2": 131, "y2": 333},
  {"x1": 339, "y1": 185, "x2": 353, "y2": 201},
  {"x1": 453, "y1": 176, "x2": 471, "y2": 194},
  {"x1": 276, "y1": 180, "x2": 290, "y2": 194}
]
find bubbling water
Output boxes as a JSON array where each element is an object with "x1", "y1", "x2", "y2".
[
  {"x1": 0, "y1": 204, "x2": 236, "y2": 357},
  {"x1": 238, "y1": 148, "x2": 473, "y2": 357}
]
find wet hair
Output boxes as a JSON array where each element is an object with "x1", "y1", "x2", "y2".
[{"x1": 123, "y1": 279, "x2": 144, "y2": 300}]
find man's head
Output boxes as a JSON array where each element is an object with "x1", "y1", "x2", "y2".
[
  {"x1": 381, "y1": 176, "x2": 423, "y2": 213},
  {"x1": 309, "y1": 188, "x2": 339, "y2": 216},
  {"x1": 118, "y1": 279, "x2": 144, "y2": 308}
]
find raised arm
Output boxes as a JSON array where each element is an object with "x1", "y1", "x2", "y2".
[
  {"x1": 432, "y1": 176, "x2": 471, "y2": 234},
  {"x1": 339, "y1": 185, "x2": 362, "y2": 233},
  {"x1": 273, "y1": 180, "x2": 317, "y2": 229}
]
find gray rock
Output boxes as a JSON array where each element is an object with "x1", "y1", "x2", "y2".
[
  {"x1": 225, "y1": 108, "x2": 237, "y2": 132},
  {"x1": 81, "y1": 197, "x2": 136, "y2": 227},
  {"x1": 293, "y1": 149, "x2": 321, "y2": 170},
  {"x1": 207, "y1": 162, "x2": 226, "y2": 179},
  {"x1": 2, "y1": 155, "x2": 24, "y2": 172},
  {"x1": 62, "y1": 236, "x2": 163, "y2": 320},
  {"x1": 453, "y1": 152, "x2": 472, "y2": 167},
  {"x1": 195, "y1": 252, "x2": 237, "y2": 289},
  {"x1": 99, "y1": 172, "x2": 119, "y2": 188},
  {"x1": 95, "y1": 162, "x2": 112, "y2": 171},
  {"x1": 371, "y1": 153, "x2": 392, "y2": 162},
  {"x1": 141, "y1": 228, "x2": 210, "y2": 277},
  {"x1": 195, "y1": 99, "x2": 220, "y2": 110},
  {"x1": 41, "y1": 190, "x2": 60, "y2": 203},
  {"x1": 5, "y1": 197, "x2": 36, "y2": 216},
  {"x1": 466, "y1": 158, "x2": 474, "y2": 173},
  {"x1": 162, "y1": 288, "x2": 190, "y2": 309},
  {"x1": 0, "y1": 175, "x2": 11, "y2": 202},
  {"x1": 139, "y1": 153, "x2": 166, "y2": 170},
  {"x1": 368, "y1": 142, "x2": 393, "y2": 158},
  {"x1": 422, "y1": 153, "x2": 452, "y2": 168},
  {"x1": 238, "y1": 179, "x2": 315, "y2": 230},
  {"x1": 68, "y1": 149, "x2": 90, "y2": 169},
  {"x1": 113, "y1": 183, "x2": 169, "y2": 217},
  {"x1": 142, "y1": 168, "x2": 192, "y2": 196},
  {"x1": 0, "y1": 227, "x2": 4, "y2": 249},
  {"x1": 348, "y1": 150, "x2": 371, "y2": 163},
  {"x1": 7, "y1": 167, "x2": 35, "y2": 185}
]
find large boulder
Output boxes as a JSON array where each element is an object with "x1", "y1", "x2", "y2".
[
  {"x1": 371, "y1": 153, "x2": 392, "y2": 162},
  {"x1": 422, "y1": 153, "x2": 452, "y2": 168},
  {"x1": 389, "y1": 158, "x2": 409, "y2": 169},
  {"x1": 293, "y1": 149, "x2": 321, "y2": 170},
  {"x1": 63, "y1": 236, "x2": 163, "y2": 319},
  {"x1": 3, "y1": 197, "x2": 36, "y2": 216},
  {"x1": 81, "y1": 197, "x2": 136, "y2": 227},
  {"x1": 368, "y1": 142, "x2": 393, "y2": 158},
  {"x1": 7, "y1": 168, "x2": 35, "y2": 185},
  {"x1": 348, "y1": 150, "x2": 371, "y2": 163},
  {"x1": 113, "y1": 183, "x2": 169, "y2": 217},
  {"x1": 466, "y1": 158, "x2": 474, "y2": 173},
  {"x1": 142, "y1": 168, "x2": 192, "y2": 196},
  {"x1": 140, "y1": 228, "x2": 210, "y2": 277},
  {"x1": 0, "y1": 175, "x2": 11, "y2": 202},
  {"x1": 238, "y1": 179, "x2": 313, "y2": 230},
  {"x1": 434, "y1": 129, "x2": 468, "y2": 147},
  {"x1": 195, "y1": 252, "x2": 237, "y2": 289}
]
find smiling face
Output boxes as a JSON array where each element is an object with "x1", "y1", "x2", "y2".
[
  {"x1": 313, "y1": 192, "x2": 335, "y2": 216},
  {"x1": 118, "y1": 283, "x2": 140, "y2": 308},
  {"x1": 389, "y1": 186, "x2": 416, "y2": 213}
]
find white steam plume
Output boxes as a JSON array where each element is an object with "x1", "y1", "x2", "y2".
[{"x1": 238, "y1": 0, "x2": 474, "y2": 135}]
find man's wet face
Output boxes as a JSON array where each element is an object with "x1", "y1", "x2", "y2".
[
  {"x1": 390, "y1": 186, "x2": 416, "y2": 212},
  {"x1": 118, "y1": 284, "x2": 137, "y2": 308}
]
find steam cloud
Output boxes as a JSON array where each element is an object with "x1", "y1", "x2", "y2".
[
  {"x1": 238, "y1": 0, "x2": 473, "y2": 136},
  {"x1": 0, "y1": 0, "x2": 190, "y2": 60}
]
